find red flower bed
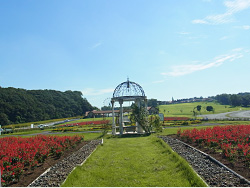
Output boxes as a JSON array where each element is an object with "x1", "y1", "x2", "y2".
[
  {"x1": 0, "y1": 135, "x2": 83, "y2": 186},
  {"x1": 177, "y1": 125, "x2": 250, "y2": 163},
  {"x1": 60, "y1": 120, "x2": 110, "y2": 127},
  {"x1": 164, "y1": 117, "x2": 190, "y2": 121}
]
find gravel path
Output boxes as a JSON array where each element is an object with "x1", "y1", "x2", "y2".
[
  {"x1": 28, "y1": 139, "x2": 101, "y2": 187},
  {"x1": 198, "y1": 110, "x2": 250, "y2": 120},
  {"x1": 230, "y1": 111, "x2": 250, "y2": 118},
  {"x1": 159, "y1": 136, "x2": 250, "y2": 187}
]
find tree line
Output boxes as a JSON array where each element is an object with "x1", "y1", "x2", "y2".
[
  {"x1": 215, "y1": 92, "x2": 250, "y2": 107},
  {"x1": 0, "y1": 87, "x2": 93, "y2": 125}
]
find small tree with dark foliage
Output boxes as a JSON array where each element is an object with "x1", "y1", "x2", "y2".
[
  {"x1": 196, "y1": 105, "x2": 202, "y2": 114},
  {"x1": 206, "y1": 106, "x2": 214, "y2": 113}
]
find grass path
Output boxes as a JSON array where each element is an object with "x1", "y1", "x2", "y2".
[{"x1": 62, "y1": 135, "x2": 206, "y2": 187}]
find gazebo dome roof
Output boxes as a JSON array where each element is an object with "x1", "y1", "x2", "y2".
[{"x1": 112, "y1": 79, "x2": 145, "y2": 99}]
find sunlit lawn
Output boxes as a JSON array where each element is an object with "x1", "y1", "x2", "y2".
[
  {"x1": 159, "y1": 101, "x2": 249, "y2": 117},
  {"x1": 62, "y1": 135, "x2": 206, "y2": 187}
]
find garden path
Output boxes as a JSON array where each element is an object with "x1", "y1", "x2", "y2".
[{"x1": 197, "y1": 110, "x2": 250, "y2": 120}]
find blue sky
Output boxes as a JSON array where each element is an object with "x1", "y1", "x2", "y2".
[{"x1": 1, "y1": 0, "x2": 250, "y2": 108}]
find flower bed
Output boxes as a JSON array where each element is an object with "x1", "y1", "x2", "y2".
[
  {"x1": 0, "y1": 135, "x2": 83, "y2": 186},
  {"x1": 164, "y1": 117, "x2": 190, "y2": 121},
  {"x1": 163, "y1": 117, "x2": 200, "y2": 126},
  {"x1": 177, "y1": 125, "x2": 250, "y2": 164}
]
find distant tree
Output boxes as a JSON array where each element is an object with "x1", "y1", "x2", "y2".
[
  {"x1": 230, "y1": 94, "x2": 242, "y2": 107},
  {"x1": 215, "y1": 94, "x2": 231, "y2": 105},
  {"x1": 242, "y1": 95, "x2": 250, "y2": 107},
  {"x1": 196, "y1": 105, "x2": 202, "y2": 114},
  {"x1": 93, "y1": 106, "x2": 100, "y2": 111},
  {"x1": 215, "y1": 92, "x2": 250, "y2": 107},
  {"x1": 147, "y1": 99, "x2": 158, "y2": 108},
  {"x1": 101, "y1": 106, "x2": 112, "y2": 111},
  {"x1": 206, "y1": 106, "x2": 214, "y2": 112}
]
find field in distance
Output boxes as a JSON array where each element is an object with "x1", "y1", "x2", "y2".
[{"x1": 159, "y1": 102, "x2": 250, "y2": 118}]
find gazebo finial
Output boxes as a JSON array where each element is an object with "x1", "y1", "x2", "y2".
[{"x1": 127, "y1": 76, "x2": 130, "y2": 88}]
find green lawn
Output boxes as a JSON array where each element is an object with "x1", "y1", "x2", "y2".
[
  {"x1": 160, "y1": 126, "x2": 214, "y2": 135},
  {"x1": 159, "y1": 101, "x2": 249, "y2": 118},
  {"x1": 62, "y1": 135, "x2": 206, "y2": 187},
  {"x1": 56, "y1": 117, "x2": 112, "y2": 126}
]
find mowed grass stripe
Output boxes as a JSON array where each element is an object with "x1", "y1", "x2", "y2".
[{"x1": 62, "y1": 136, "x2": 206, "y2": 187}]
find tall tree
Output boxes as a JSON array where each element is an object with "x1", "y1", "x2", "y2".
[
  {"x1": 242, "y1": 95, "x2": 250, "y2": 107},
  {"x1": 215, "y1": 94, "x2": 231, "y2": 105},
  {"x1": 147, "y1": 99, "x2": 158, "y2": 107},
  {"x1": 230, "y1": 94, "x2": 242, "y2": 107}
]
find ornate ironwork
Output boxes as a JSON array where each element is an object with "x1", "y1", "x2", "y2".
[{"x1": 113, "y1": 78, "x2": 145, "y2": 98}]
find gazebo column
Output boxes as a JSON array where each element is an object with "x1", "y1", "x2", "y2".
[
  {"x1": 111, "y1": 100, "x2": 116, "y2": 135},
  {"x1": 136, "y1": 98, "x2": 144, "y2": 133},
  {"x1": 119, "y1": 99, "x2": 124, "y2": 135},
  {"x1": 145, "y1": 98, "x2": 148, "y2": 110}
]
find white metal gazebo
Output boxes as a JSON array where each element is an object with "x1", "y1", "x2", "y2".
[{"x1": 111, "y1": 79, "x2": 147, "y2": 135}]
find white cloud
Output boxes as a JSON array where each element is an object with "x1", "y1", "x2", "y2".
[
  {"x1": 220, "y1": 36, "x2": 230, "y2": 40},
  {"x1": 89, "y1": 41, "x2": 102, "y2": 49},
  {"x1": 232, "y1": 47, "x2": 243, "y2": 51},
  {"x1": 82, "y1": 88, "x2": 114, "y2": 96},
  {"x1": 192, "y1": 19, "x2": 208, "y2": 24},
  {"x1": 162, "y1": 48, "x2": 244, "y2": 77},
  {"x1": 192, "y1": 0, "x2": 250, "y2": 24},
  {"x1": 161, "y1": 62, "x2": 221, "y2": 77},
  {"x1": 234, "y1": 25, "x2": 250, "y2": 29},
  {"x1": 224, "y1": 0, "x2": 250, "y2": 12},
  {"x1": 243, "y1": 25, "x2": 250, "y2": 29},
  {"x1": 178, "y1": 32, "x2": 190, "y2": 35}
]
